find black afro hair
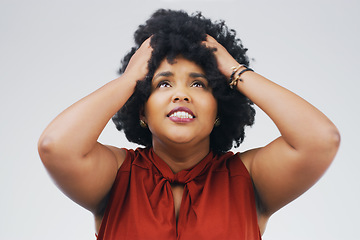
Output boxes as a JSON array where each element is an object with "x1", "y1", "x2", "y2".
[{"x1": 112, "y1": 9, "x2": 255, "y2": 153}]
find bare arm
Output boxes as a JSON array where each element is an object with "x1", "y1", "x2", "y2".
[
  {"x1": 38, "y1": 38, "x2": 152, "y2": 214},
  {"x1": 205, "y1": 35, "x2": 340, "y2": 216}
]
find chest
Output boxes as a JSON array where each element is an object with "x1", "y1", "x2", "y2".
[
  {"x1": 97, "y1": 154, "x2": 262, "y2": 239},
  {"x1": 170, "y1": 183, "x2": 184, "y2": 220}
]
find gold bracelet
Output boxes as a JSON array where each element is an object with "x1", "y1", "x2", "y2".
[{"x1": 229, "y1": 65, "x2": 254, "y2": 89}]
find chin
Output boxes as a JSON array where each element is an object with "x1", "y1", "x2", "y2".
[{"x1": 167, "y1": 136, "x2": 195, "y2": 145}]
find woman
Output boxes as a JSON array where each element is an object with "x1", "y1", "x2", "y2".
[{"x1": 38, "y1": 9, "x2": 340, "y2": 239}]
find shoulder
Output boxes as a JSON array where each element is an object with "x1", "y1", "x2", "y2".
[
  {"x1": 239, "y1": 147, "x2": 262, "y2": 174},
  {"x1": 212, "y1": 151, "x2": 252, "y2": 178},
  {"x1": 103, "y1": 145, "x2": 128, "y2": 170},
  {"x1": 106, "y1": 146, "x2": 154, "y2": 172}
]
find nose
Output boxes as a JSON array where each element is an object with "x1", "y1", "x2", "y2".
[{"x1": 172, "y1": 89, "x2": 191, "y2": 103}]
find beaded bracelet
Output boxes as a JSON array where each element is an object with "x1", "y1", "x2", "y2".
[{"x1": 229, "y1": 65, "x2": 254, "y2": 89}]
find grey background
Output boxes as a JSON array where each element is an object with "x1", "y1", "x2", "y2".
[{"x1": 1, "y1": 0, "x2": 359, "y2": 239}]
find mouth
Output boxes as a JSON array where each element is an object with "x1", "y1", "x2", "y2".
[{"x1": 167, "y1": 107, "x2": 195, "y2": 122}]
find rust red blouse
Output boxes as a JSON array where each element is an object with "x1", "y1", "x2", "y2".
[{"x1": 97, "y1": 147, "x2": 261, "y2": 240}]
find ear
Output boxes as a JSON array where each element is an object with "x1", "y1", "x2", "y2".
[{"x1": 139, "y1": 106, "x2": 147, "y2": 123}]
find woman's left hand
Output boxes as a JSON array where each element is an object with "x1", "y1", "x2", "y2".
[{"x1": 203, "y1": 35, "x2": 239, "y2": 78}]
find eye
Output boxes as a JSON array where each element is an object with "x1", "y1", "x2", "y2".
[
  {"x1": 191, "y1": 80, "x2": 206, "y2": 88},
  {"x1": 157, "y1": 80, "x2": 171, "y2": 88}
]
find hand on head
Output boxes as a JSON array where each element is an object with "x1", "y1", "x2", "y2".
[
  {"x1": 203, "y1": 35, "x2": 239, "y2": 78},
  {"x1": 123, "y1": 37, "x2": 153, "y2": 81}
]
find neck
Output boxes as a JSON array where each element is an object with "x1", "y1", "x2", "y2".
[{"x1": 152, "y1": 138, "x2": 211, "y2": 173}]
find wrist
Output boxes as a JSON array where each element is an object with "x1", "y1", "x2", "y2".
[
  {"x1": 121, "y1": 71, "x2": 146, "y2": 83},
  {"x1": 228, "y1": 65, "x2": 254, "y2": 89}
]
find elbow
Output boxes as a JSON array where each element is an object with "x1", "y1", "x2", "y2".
[
  {"x1": 332, "y1": 127, "x2": 341, "y2": 148},
  {"x1": 296, "y1": 126, "x2": 340, "y2": 179},
  {"x1": 38, "y1": 135, "x2": 59, "y2": 167},
  {"x1": 324, "y1": 125, "x2": 341, "y2": 152},
  {"x1": 312, "y1": 125, "x2": 341, "y2": 164},
  {"x1": 38, "y1": 135, "x2": 52, "y2": 165},
  {"x1": 331, "y1": 128, "x2": 341, "y2": 159}
]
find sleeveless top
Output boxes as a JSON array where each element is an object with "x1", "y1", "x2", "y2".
[{"x1": 97, "y1": 147, "x2": 261, "y2": 240}]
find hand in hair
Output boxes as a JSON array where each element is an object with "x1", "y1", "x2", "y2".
[
  {"x1": 203, "y1": 35, "x2": 239, "y2": 78},
  {"x1": 123, "y1": 37, "x2": 153, "y2": 81}
]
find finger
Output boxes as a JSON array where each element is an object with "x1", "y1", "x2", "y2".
[
  {"x1": 205, "y1": 34, "x2": 218, "y2": 44},
  {"x1": 141, "y1": 38, "x2": 151, "y2": 49},
  {"x1": 139, "y1": 36, "x2": 153, "y2": 51},
  {"x1": 202, "y1": 38, "x2": 217, "y2": 49}
]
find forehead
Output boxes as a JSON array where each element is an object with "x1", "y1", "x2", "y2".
[{"x1": 154, "y1": 57, "x2": 205, "y2": 75}]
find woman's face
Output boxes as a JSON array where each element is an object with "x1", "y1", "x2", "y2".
[{"x1": 143, "y1": 56, "x2": 218, "y2": 148}]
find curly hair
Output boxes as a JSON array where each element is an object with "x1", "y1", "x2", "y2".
[{"x1": 112, "y1": 9, "x2": 255, "y2": 153}]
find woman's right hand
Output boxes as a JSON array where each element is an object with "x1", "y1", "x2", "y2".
[{"x1": 123, "y1": 37, "x2": 153, "y2": 80}]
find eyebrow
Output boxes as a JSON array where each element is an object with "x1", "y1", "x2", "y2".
[
  {"x1": 189, "y1": 72, "x2": 206, "y2": 79},
  {"x1": 153, "y1": 71, "x2": 173, "y2": 80},
  {"x1": 153, "y1": 71, "x2": 206, "y2": 81}
]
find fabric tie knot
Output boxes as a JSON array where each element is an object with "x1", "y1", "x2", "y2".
[
  {"x1": 149, "y1": 148, "x2": 214, "y2": 185},
  {"x1": 165, "y1": 173, "x2": 187, "y2": 184}
]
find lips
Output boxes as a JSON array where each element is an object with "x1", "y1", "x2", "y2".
[{"x1": 167, "y1": 107, "x2": 195, "y2": 122}]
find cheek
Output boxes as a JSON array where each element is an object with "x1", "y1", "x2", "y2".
[
  {"x1": 143, "y1": 94, "x2": 162, "y2": 121},
  {"x1": 205, "y1": 95, "x2": 218, "y2": 114},
  {"x1": 198, "y1": 96, "x2": 218, "y2": 120},
  {"x1": 143, "y1": 100, "x2": 152, "y2": 121}
]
